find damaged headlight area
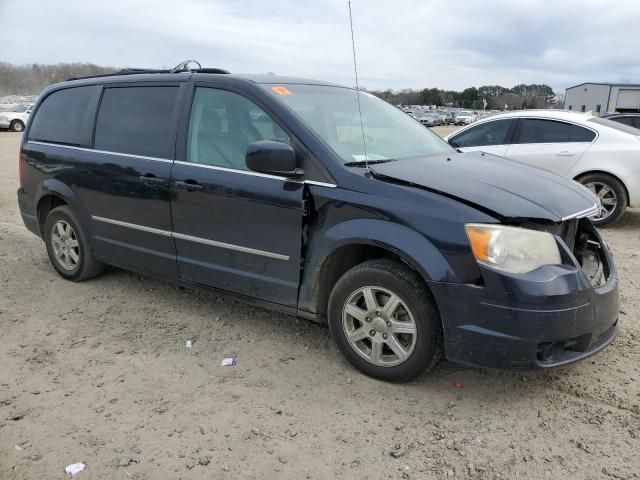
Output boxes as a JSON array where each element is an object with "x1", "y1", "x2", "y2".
[
  {"x1": 572, "y1": 223, "x2": 609, "y2": 288},
  {"x1": 465, "y1": 224, "x2": 562, "y2": 274}
]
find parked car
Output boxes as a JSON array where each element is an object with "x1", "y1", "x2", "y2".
[
  {"x1": 454, "y1": 110, "x2": 475, "y2": 125},
  {"x1": 0, "y1": 103, "x2": 33, "y2": 132},
  {"x1": 18, "y1": 68, "x2": 618, "y2": 381},
  {"x1": 434, "y1": 111, "x2": 449, "y2": 125},
  {"x1": 415, "y1": 112, "x2": 439, "y2": 127},
  {"x1": 445, "y1": 110, "x2": 640, "y2": 226},
  {"x1": 601, "y1": 113, "x2": 640, "y2": 130}
]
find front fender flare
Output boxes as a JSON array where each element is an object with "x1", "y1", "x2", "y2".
[{"x1": 298, "y1": 218, "x2": 458, "y2": 315}]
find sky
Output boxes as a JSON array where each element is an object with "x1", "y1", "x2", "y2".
[{"x1": 1, "y1": 0, "x2": 639, "y2": 93}]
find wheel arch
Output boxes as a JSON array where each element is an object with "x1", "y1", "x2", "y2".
[
  {"x1": 35, "y1": 179, "x2": 91, "y2": 237},
  {"x1": 573, "y1": 170, "x2": 630, "y2": 203},
  {"x1": 300, "y1": 218, "x2": 457, "y2": 320},
  {"x1": 36, "y1": 194, "x2": 68, "y2": 235}
]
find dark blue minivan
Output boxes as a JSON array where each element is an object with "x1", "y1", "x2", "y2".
[{"x1": 17, "y1": 67, "x2": 619, "y2": 381}]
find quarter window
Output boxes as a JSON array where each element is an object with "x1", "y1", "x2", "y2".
[
  {"x1": 449, "y1": 119, "x2": 514, "y2": 148},
  {"x1": 94, "y1": 86, "x2": 178, "y2": 158},
  {"x1": 28, "y1": 86, "x2": 101, "y2": 146},
  {"x1": 514, "y1": 119, "x2": 595, "y2": 144},
  {"x1": 187, "y1": 88, "x2": 289, "y2": 170}
]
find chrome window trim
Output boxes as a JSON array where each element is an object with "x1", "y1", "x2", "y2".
[
  {"x1": 27, "y1": 141, "x2": 337, "y2": 187},
  {"x1": 27, "y1": 141, "x2": 173, "y2": 163},
  {"x1": 91, "y1": 215, "x2": 289, "y2": 261},
  {"x1": 304, "y1": 180, "x2": 337, "y2": 188},
  {"x1": 174, "y1": 161, "x2": 337, "y2": 187},
  {"x1": 173, "y1": 160, "x2": 289, "y2": 181}
]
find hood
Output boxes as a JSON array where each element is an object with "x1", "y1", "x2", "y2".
[{"x1": 370, "y1": 152, "x2": 598, "y2": 222}]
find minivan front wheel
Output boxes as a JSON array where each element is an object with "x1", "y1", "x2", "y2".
[
  {"x1": 44, "y1": 206, "x2": 103, "y2": 281},
  {"x1": 577, "y1": 173, "x2": 628, "y2": 226},
  {"x1": 328, "y1": 259, "x2": 442, "y2": 382}
]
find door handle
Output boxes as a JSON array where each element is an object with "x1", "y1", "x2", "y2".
[
  {"x1": 174, "y1": 180, "x2": 203, "y2": 191},
  {"x1": 139, "y1": 174, "x2": 165, "y2": 184},
  {"x1": 556, "y1": 151, "x2": 575, "y2": 157}
]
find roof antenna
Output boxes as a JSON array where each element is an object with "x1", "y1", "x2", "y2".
[{"x1": 348, "y1": 1, "x2": 369, "y2": 171}]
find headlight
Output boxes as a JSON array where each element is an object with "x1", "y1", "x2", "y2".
[{"x1": 465, "y1": 224, "x2": 561, "y2": 274}]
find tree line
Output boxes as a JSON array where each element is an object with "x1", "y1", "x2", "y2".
[
  {"x1": 0, "y1": 62, "x2": 118, "y2": 97},
  {"x1": 368, "y1": 84, "x2": 559, "y2": 110},
  {"x1": 0, "y1": 62, "x2": 559, "y2": 111}
]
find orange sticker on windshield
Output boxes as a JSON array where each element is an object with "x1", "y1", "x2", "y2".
[{"x1": 271, "y1": 86, "x2": 293, "y2": 95}]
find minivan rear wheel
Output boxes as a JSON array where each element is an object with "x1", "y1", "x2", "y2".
[
  {"x1": 577, "y1": 173, "x2": 628, "y2": 227},
  {"x1": 44, "y1": 206, "x2": 103, "y2": 281},
  {"x1": 10, "y1": 120, "x2": 24, "y2": 132},
  {"x1": 328, "y1": 259, "x2": 442, "y2": 382}
]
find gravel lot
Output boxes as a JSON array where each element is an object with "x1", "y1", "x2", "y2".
[{"x1": 1, "y1": 130, "x2": 638, "y2": 479}]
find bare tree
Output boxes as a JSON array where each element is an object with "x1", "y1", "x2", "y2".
[{"x1": 0, "y1": 62, "x2": 119, "y2": 97}]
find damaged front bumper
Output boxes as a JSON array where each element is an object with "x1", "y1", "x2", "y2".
[{"x1": 430, "y1": 219, "x2": 619, "y2": 370}]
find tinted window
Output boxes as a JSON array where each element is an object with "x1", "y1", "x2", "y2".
[
  {"x1": 514, "y1": 119, "x2": 596, "y2": 144},
  {"x1": 188, "y1": 88, "x2": 290, "y2": 170},
  {"x1": 610, "y1": 116, "x2": 636, "y2": 127},
  {"x1": 94, "y1": 86, "x2": 178, "y2": 158},
  {"x1": 28, "y1": 86, "x2": 101, "y2": 146},
  {"x1": 450, "y1": 119, "x2": 513, "y2": 148}
]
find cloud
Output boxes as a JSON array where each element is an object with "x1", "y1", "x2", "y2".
[{"x1": 1, "y1": 0, "x2": 639, "y2": 91}]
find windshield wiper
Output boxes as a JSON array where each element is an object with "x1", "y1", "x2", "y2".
[{"x1": 344, "y1": 159, "x2": 394, "y2": 167}]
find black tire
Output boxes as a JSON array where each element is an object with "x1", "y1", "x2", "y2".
[
  {"x1": 328, "y1": 259, "x2": 442, "y2": 382},
  {"x1": 576, "y1": 173, "x2": 628, "y2": 227},
  {"x1": 10, "y1": 120, "x2": 24, "y2": 132},
  {"x1": 44, "y1": 205, "x2": 103, "y2": 281}
]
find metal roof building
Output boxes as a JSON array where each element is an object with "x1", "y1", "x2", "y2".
[{"x1": 565, "y1": 82, "x2": 640, "y2": 114}]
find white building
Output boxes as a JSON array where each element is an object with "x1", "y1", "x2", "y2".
[{"x1": 564, "y1": 82, "x2": 640, "y2": 114}]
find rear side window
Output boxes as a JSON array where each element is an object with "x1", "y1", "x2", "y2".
[
  {"x1": 514, "y1": 119, "x2": 596, "y2": 144},
  {"x1": 449, "y1": 119, "x2": 514, "y2": 148},
  {"x1": 94, "y1": 86, "x2": 178, "y2": 158},
  {"x1": 28, "y1": 86, "x2": 101, "y2": 146}
]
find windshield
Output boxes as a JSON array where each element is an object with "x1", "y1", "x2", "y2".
[{"x1": 264, "y1": 84, "x2": 454, "y2": 163}]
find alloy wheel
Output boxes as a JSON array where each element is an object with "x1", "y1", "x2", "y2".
[
  {"x1": 585, "y1": 181, "x2": 617, "y2": 221},
  {"x1": 51, "y1": 220, "x2": 80, "y2": 271},
  {"x1": 342, "y1": 286, "x2": 417, "y2": 367}
]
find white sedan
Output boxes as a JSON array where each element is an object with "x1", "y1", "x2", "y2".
[
  {"x1": 444, "y1": 110, "x2": 640, "y2": 225},
  {"x1": 0, "y1": 104, "x2": 33, "y2": 132}
]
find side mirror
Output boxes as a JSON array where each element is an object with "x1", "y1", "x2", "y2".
[{"x1": 245, "y1": 140, "x2": 302, "y2": 178}]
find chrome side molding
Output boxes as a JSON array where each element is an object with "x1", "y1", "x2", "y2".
[{"x1": 91, "y1": 216, "x2": 290, "y2": 261}]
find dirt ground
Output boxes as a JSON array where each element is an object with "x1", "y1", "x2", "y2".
[{"x1": 0, "y1": 130, "x2": 638, "y2": 480}]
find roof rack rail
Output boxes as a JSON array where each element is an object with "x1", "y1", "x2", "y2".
[{"x1": 67, "y1": 60, "x2": 230, "y2": 81}]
